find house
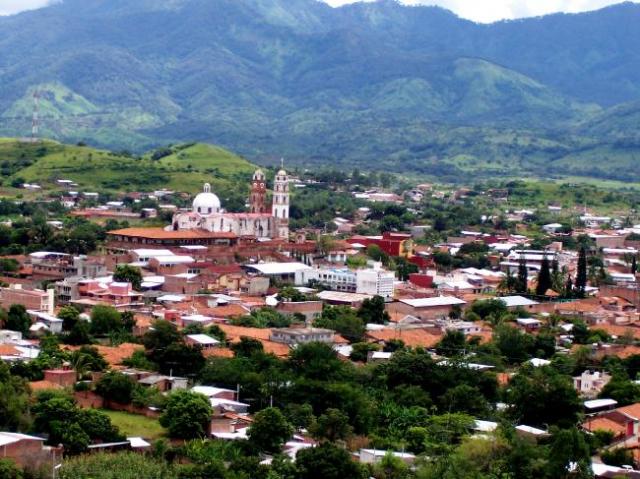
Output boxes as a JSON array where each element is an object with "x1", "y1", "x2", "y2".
[
  {"x1": 387, "y1": 296, "x2": 467, "y2": 321},
  {"x1": 185, "y1": 334, "x2": 220, "y2": 350},
  {"x1": 276, "y1": 301, "x2": 323, "y2": 323},
  {"x1": 542, "y1": 223, "x2": 564, "y2": 234},
  {"x1": 315, "y1": 290, "x2": 372, "y2": 307},
  {"x1": 0, "y1": 432, "x2": 58, "y2": 471},
  {"x1": 27, "y1": 311, "x2": 63, "y2": 334},
  {"x1": 245, "y1": 262, "x2": 313, "y2": 286},
  {"x1": 516, "y1": 317, "x2": 542, "y2": 332},
  {"x1": 499, "y1": 295, "x2": 540, "y2": 311},
  {"x1": 358, "y1": 449, "x2": 416, "y2": 465},
  {"x1": 437, "y1": 319, "x2": 483, "y2": 336},
  {"x1": 138, "y1": 374, "x2": 188, "y2": 392},
  {"x1": 0, "y1": 285, "x2": 55, "y2": 315},
  {"x1": 515, "y1": 425, "x2": 549, "y2": 440},
  {"x1": 574, "y1": 371, "x2": 612, "y2": 398},
  {"x1": 270, "y1": 327, "x2": 334, "y2": 345}
]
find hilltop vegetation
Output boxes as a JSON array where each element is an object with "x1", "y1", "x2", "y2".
[
  {"x1": 0, "y1": 0, "x2": 640, "y2": 180},
  {"x1": 0, "y1": 139, "x2": 256, "y2": 194}
]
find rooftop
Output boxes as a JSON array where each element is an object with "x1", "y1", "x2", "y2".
[
  {"x1": 109, "y1": 228, "x2": 237, "y2": 240},
  {"x1": 400, "y1": 296, "x2": 467, "y2": 308}
]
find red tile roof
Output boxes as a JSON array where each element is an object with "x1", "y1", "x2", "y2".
[
  {"x1": 366, "y1": 329, "x2": 441, "y2": 348},
  {"x1": 108, "y1": 228, "x2": 237, "y2": 240}
]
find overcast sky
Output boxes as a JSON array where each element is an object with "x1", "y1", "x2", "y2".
[
  {"x1": 0, "y1": 0, "x2": 638, "y2": 22},
  {"x1": 325, "y1": 0, "x2": 639, "y2": 22}
]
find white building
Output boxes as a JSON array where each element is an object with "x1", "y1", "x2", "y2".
[
  {"x1": 573, "y1": 370, "x2": 612, "y2": 398},
  {"x1": 169, "y1": 168, "x2": 290, "y2": 239},
  {"x1": 298, "y1": 265, "x2": 395, "y2": 298},
  {"x1": 356, "y1": 265, "x2": 395, "y2": 299}
]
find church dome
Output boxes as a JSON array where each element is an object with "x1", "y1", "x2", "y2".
[
  {"x1": 193, "y1": 183, "x2": 221, "y2": 215},
  {"x1": 253, "y1": 169, "x2": 266, "y2": 181}
]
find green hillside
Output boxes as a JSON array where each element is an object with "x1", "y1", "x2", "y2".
[{"x1": 0, "y1": 139, "x2": 256, "y2": 194}]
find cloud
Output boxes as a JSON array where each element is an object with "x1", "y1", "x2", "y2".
[
  {"x1": 324, "y1": 0, "x2": 640, "y2": 23},
  {"x1": 0, "y1": 0, "x2": 55, "y2": 15}
]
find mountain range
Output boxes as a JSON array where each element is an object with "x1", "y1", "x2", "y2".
[{"x1": 0, "y1": 0, "x2": 639, "y2": 180}]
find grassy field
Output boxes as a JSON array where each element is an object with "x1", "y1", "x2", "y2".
[
  {"x1": 101, "y1": 410, "x2": 166, "y2": 440},
  {"x1": 0, "y1": 139, "x2": 256, "y2": 194}
]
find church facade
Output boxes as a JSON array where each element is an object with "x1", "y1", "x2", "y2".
[{"x1": 168, "y1": 168, "x2": 290, "y2": 240}]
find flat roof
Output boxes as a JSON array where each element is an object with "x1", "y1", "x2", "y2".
[
  {"x1": 515, "y1": 425, "x2": 548, "y2": 435},
  {"x1": 499, "y1": 296, "x2": 539, "y2": 307},
  {"x1": 186, "y1": 334, "x2": 220, "y2": 345},
  {"x1": 316, "y1": 291, "x2": 372, "y2": 302},
  {"x1": 400, "y1": 296, "x2": 466, "y2": 308},
  {"x1": 245, "y1": 262, "x2": 312, "y2": 275},
  {"x1": 192, "y1": 385, "x2": 235, "y2": 397},
  {"x1": 584, "y1": 398, "x2": 618, "y2": 409},
  {"x1": 109, "y1": 228, "x2": 236, "y2": 240}
]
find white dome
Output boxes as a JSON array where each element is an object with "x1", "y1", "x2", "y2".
[{"x1": 193, "y1": 183, "x2": 221, "y2": 215}]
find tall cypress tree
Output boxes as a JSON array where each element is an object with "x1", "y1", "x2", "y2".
[
  {"x1": 536, "y1": 255, "x2": 552, "y2": 297},
  {"x1": 517, "y1": 253, "x2": 528, "y2": 294},
  {"x1": 632, "y1": 255, "x2": 637, "y2": 275},
  {"x1": 576, "y1": 247, "x2": 588, "y2": 298},
  {"x1": 564, "y1": 275, "x2": 573, "y2": 299}
]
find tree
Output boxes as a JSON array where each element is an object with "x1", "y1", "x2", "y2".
[
  {"x1": 5, "y1": 304, "x2": 30, "y2": 334},
  {"x1": 506, "y1": 366, "x2": 581, "y2": 428},
  {"x1": 632, "y1": 255, "x2": 637, "y2": 275},
  {"x1": 371, "y1": 452, "x2": 410, "y2": 479},
  {"x1": 440, "y1": 385, "x2": 490, "y2": 417},
  {"x1": 159, "y1": 391, "x2": 212, "y2": 439},
  {"x1": 564, "y1": 275, "x2": 574, "y2": 299},
  {"x1": 95, "y1": 371, "x2": 135, "y2": 404},
  {"x1": 248, "y1": 407, "x2": 293, "y2": 453},
  {"x1": 601, "y1": 447, "x2": 635, "y2": 468},
  {"x1": 78, "y1": 408, "x2": 123, "y2": 443},
  {"x1": 436, "y1": 330, "x2": 466, "y2": 357},
  {"x1": 230, "y1": 337, "x2": 264, "y2": 358},
  {"x1": 395, "y1": 257, "x2": 418, "y2": 281},
  {"x1": 599, "y1": 376, "x2": 640, "y2": 406},
  {"x1": 0, "y1": 459, "x2": 23, "y2": 479},
  {"x1": 143, "y1": 320, "x2": 181, "y2": 351},
  {"x1": 494, "y1": 325, "x2": 535, "y2": 364},
  {"x1": 296, "y1": 443, "x2": 366, "y2": 479},
  {"x1": 517, "y1": 254, "x2": 528, "y2": 294},
  {"x1": 59, "y1": 452, "x2": 171, "y2": 479},
  {"x1": 576, "y1": 247, "x2": 588, "y2": 298},
  {"x1": 288, "y1": 342, "x2": 346, "y2": 381},
  {"x1": 357, "y1": 296, "x2": 390, "y2": 324},
  {"x1": 58, "y1": 305, "x2": 81, "y2": 331},
  {"x1": 70, "y1": 345, "x2": 106, "y2": 379},
  {"x1": 153, "y1": 342, "x2": 205, "y2": 377},
  {"x1": 468, "y1": 299, "x2": 507, "y2": 321},
  {"x1": 349, "y1": 342, "x2": 379, "y2": 362},
  {"x1": 0, "y1": 362, "x2": 30, "y2": 431},
  {"x1": 65, "y1": 320, "x2": 92, "y2": 345},
  {"x1": 546, "y1": 427, "x2": 592, "y2": 479},
  {"x1": 314, "y1": 306, "x2": 365, "y2": 343},
  {"x1": 535, "y1": 255, "x2": 552, "y2": 296},
  {"x1": 90, "y1": 305, "x2": 122, "y2": 335},
  {"x1": 310, "y1": 408, "x2": 353, "y2": 442}
]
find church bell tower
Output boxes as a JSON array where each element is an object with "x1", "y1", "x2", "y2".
[
  {"x1": 250, "y1": 169, "x2": 267, "y2": 213},
  {"x1": 272, "y1": 161, "x2": 290, "y2": 239}
]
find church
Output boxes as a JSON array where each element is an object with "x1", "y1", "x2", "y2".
[{"x1": 168, "y1": 168, "x2": 290, "y2": 239}]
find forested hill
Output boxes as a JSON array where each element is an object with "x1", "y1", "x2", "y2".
[{"x1": 0, "y1": 0, "x2": 639, "y2": 180}]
